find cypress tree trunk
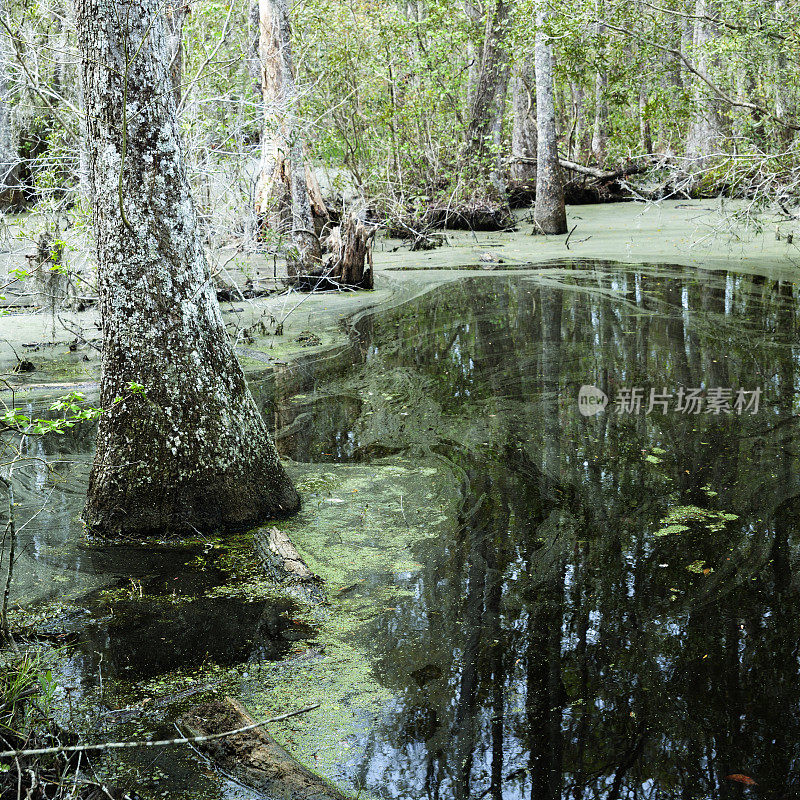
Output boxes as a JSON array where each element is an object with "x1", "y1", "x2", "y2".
[
  {"x1": 254, "y1": 0, "x2": 326, "y2": 276},
  {"x1": 76, "y1": 0, "x2": 300, "y2": 537},
  {"x1": 533, "y1": 1, "x2": 567, "y2": 235},
  {"x1": 510, "y1": 55, "x2": 537, "y2": 185}
]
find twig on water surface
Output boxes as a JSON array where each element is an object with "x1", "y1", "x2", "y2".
[{"x1": 0, "y1": 704, "x2": 320, "y2": 759}]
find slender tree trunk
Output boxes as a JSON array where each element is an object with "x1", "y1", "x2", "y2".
[
  {"x1": 638, "y1": 87, "x2": 652, "y2": 153},
  {"x1": 590, "y1": 0, "x2": 607, "y2": 163},
  {"x1": 464, "y1": 0, "x2": 511, "y2": 198},
  {"x1": 685, "y1": 0, "x2": 725, "y2": 167},
  {"x1": 76, "y1": 0, "x2": 300, "y2": 537},
  {"x1": 533, "y1": 1, "x2": 566, "y2": 234},
  {"x1": 0, "y1": 0, "x2": 20, "y2": 208},
  {"x1": 570, "y1": 81, "x2": 586, "y2": 160},
  {"x1": 489, "y1": 61, "x2": 510, "y2": 177},
  {"x1": 166, "y1": 1, "x2": 186, "y2": 104},
  {"x1": 510, "y1": 54, "x2": 537, "y2": 184},
  {"x1": 774, "y1": 0, "x2": 794, "y2": 143},
  {"x1": 254, "y1": 0, "x2": 325, "y2": 276}
]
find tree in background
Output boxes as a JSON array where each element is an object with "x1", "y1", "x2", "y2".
[
  {"x1": 533, "y1": 0, "x2": 567, "y2": 234},
  {"x1": 255, "y1": 0, "x2": 327, "y2": 277}
]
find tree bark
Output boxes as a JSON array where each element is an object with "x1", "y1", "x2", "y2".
[
  {"x1": 254, "y1": 0, "x2": 326, "y2": 276},
  {"x1": 464, "y1": 0, "x2": 511, "y2": 198},
  {"x1": 0, "y1": 0, "x2": 21, "y2": 209},
  {"x1": 590, "y1": 0, "x2": 608, "y2": 162},
  {"x1": 510, "y1": 55, "x2": 537, "y2": 184},
  {"x1": 76, "y1": 0, "x2": 300, "y2": 537},
  {"x1": 533, "y1": 1, "x2": 567, "y2": 234},
  {"x1": 166, "y1": 1, "x2": 186, "y2": 105},
  {"x1": 685, "y1": 0, "x2": 725, "y2": 167}
]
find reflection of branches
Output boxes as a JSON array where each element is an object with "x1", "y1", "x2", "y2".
[{"x1": 0, "y1": 473, "x2": 17, "y2": 647}]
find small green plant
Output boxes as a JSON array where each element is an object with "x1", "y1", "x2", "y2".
[{"x1": 1, "y1": 391, "x2": 104, "y2": 436}]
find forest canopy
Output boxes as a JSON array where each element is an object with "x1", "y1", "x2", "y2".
[{"x1": 0, "y1": 0, "x2": 796, "y2": 234}]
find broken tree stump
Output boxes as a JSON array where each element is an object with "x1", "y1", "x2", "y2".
[{"x1": 290, "y1": 213, "x2": 375, "y2": 291}]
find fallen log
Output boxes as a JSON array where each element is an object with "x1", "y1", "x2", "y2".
[
  {"x1": 181, "y1": 697, "x2": 352, "y2": 800},
  {"x1": 425, "y1": 200, "x2": 515, "y2": 231},
  {"x1": 255, "y1": 525, "x2": 326, "y2": 603}
]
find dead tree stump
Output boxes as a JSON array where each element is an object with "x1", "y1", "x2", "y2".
[{"x1": 291, "y1": 213, "x2": 375, "y2": 292}]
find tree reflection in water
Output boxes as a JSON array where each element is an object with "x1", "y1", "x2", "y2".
[{"x1": 276, "y1": 265, "x2": 800, "y2": 800}]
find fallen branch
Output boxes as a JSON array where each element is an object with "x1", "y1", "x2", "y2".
[
  {"x1": 558, "y1": 158, "x2": 648, "y2": 182},
  {"x1": 255, "y1": 526, "x2": 326, "y2": 603},
  {"x1": 0, "y1": 704, "x2": 320, "y2": 759}
]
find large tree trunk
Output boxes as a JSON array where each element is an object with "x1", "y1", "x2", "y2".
[
  {"x1": 533, "y1": 1, "x2": 567, "y2": 235},
  {"x1": 464, "y1": 0, "x2": 511, "y2": 198},
  {"x1": 76, "y1": 0, "x2": 300, "y2": 537},
  {"x1": 510, "y1": 55, "x2": 537, "y2": 185},
  {"x1": 685, "y1": 0, "x2": 725, "y2": 167},
  {"x1": 254, "y1": 0, "x2": 325, "y2": 276}
]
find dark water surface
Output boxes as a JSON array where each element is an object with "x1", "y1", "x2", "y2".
[
  {"x1": 9, "y1": 262, "x2": 800, "y2": 799},
  {"x1": 270, "y1": 264, "x2": 800, "y2": 800}
]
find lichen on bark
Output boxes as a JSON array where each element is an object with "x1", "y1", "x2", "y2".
[{"x1": 76, "y1": 0, "x2": 299, "y2": 537}]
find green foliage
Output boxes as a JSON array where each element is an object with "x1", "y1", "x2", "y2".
[
  {"x1": 0, "y1": 391, "x2": 104, "y2": 436},
  {"x1": 0, "y1": 650, "x2": 55, "y2": 738}
]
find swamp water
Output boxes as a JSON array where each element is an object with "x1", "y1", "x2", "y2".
[{"x1": 7, "y1": 262, "x2": 800, "y2": 799}]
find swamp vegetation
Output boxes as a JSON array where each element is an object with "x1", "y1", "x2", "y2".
[
  {"x1": 2, "y1": 261, "x2": 800, "y2": 799},
  {"x1": 0, "y1": 0, "x2": 798, "y2": 795}
]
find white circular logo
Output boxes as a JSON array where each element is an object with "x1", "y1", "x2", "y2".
[{"x1": 578, "y1": 385, "x2": 608, "y2": 416}]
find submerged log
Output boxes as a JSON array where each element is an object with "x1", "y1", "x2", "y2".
[
  {"x1": 255, "y1": 525, "x2": 326, "y2": 602},
  {"x1": 181, "y1": 697, "x2": 352, "y2": 800}
]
